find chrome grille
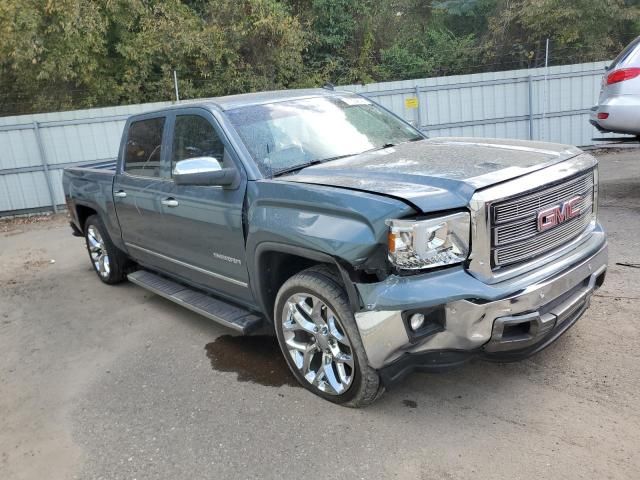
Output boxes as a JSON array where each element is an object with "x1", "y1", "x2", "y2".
[
  {"x1": 491, "y1": 170, "x2": 595, "y2": 268},
  {"x1": 493, "y1": 173, "x2": 593, "y2": 224}
]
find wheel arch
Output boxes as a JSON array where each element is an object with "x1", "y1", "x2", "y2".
[
  {"x1": 75, "y1": 204, "x2": 98, "y2": 233},
  {"x1": 252, "y1": 242, "x2": 361, "y2": 323}
]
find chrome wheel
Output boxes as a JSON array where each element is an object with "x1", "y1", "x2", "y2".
[
  {"x1": 281, "y1": 293, "x2": 355, "y2": 395},
  {"x1": 87, "y1": 225, "x2": 110, "y2": 279}
]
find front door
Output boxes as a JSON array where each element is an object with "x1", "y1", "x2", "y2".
[{"x1": 151, "y1": 109, "x2": 251, "y2": 304}]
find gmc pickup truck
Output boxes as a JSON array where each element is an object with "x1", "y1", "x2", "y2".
[{"x1": 63, "y1": 88, "x2": 608, "y2": 407}]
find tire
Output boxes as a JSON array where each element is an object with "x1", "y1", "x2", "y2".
[
  {"x1": 84, "y1": 215, "x2": 129, "y2": 284},
  {"x1": 274, "y1": 265, "x2": 384, "y2": 407}
]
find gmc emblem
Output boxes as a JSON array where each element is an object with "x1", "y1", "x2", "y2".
[{"x1": 537, "y1": 196, "x2": 582, "y2": 232}]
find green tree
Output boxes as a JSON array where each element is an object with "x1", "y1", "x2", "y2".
[
  {"x1": 484, "y1": 0, "x2": 640, "y2": 67},
  {"x1": 0, "y1": 0, "x2": 108, "y2": 113},
  {"x1": 377, "y1": 28, "x2": 476, "y2": 80},
  {"x1": 0, "y1": 0, "x2": 309, "y2": 114},
  {"x1": 0, "y1": 0, "x2": 638, "y2": 116}
]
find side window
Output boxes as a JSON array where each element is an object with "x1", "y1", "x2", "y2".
[
  {"x1": 172, "y1": 115, "x2": 227, "y2": 173},
  {"x1": 124, "y1": 117, "x2": 165, "y2": 177}
]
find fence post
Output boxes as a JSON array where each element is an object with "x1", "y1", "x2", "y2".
[
  {"x1": 173, "y1": 70, "x2": 180, "y2": 102},
  {"x1": 541, "y1": 38, "x2": 550, "y2": 140},
  {"x1": 414, "y1": 85, "x2": 423, "y2": 131},
  {"x1": 527, "y1": 75, "x2": 534, "y2": 140},
  {"x1": 32, "y1": 121, "x2": 58, "y2": 214}
]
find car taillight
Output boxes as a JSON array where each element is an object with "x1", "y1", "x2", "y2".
[{"x1": 606, "y1": 67, "x2": 640, "y2": 85}]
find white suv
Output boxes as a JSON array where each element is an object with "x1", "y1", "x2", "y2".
[{"x1": 590, "y1": 36, "x2": 640, "y2": 137}]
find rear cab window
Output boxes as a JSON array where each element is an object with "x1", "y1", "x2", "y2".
[{"x1": 123, "y1": 117, "x2": 166, "y2": 177}]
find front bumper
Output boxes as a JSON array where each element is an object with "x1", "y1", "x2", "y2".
[{"x1": 354, "y1": 228, "x2": 608, "y2": 382}]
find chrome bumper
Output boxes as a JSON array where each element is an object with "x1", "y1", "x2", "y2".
[{"x1": 354, "y1": 232, "x2": 608, "y2": 370}]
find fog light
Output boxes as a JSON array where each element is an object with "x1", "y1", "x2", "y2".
[{"x1": 409, "y1": 313, "x2": 425, "y2": 331}]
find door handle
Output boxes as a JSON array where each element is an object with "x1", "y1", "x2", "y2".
[
  {"x1": 161, "y1": 198, "x2": 179, "y2": 208},
  {"x1": 114, "y1": 190, "x2": 127, "y2": 198}
]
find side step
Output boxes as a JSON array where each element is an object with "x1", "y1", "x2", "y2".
[{"x1": 127, "y1": 270, "x2": 263, "y2": 334}]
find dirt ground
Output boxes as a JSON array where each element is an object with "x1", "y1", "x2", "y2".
[{"x1": 1, "y1": 150, "x2": 639, "y2": 480}]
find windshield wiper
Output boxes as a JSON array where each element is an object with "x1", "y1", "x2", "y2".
[
  {"x1": 366, "y1": 142, "x2": 396, "y2": 153},
  {"x1": 271, "y1": 141, "x2": 412, "y2": 177},
  {"x1": 272, "y1": 160, "x2": 324, "y2": 177},
  {"x1": 272, "y1": 153, "x2": 359, "y2": 177}
]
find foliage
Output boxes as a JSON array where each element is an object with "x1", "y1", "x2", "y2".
[
  {"x1": 484, "y1": 0, "x2": 640, "y2": 67},
  {"x1": 377, "y1": 28, "x2": 476, "y2": 80},
  {"x1": 0, "y1": 0, "x2": 638, "y2": 115}
]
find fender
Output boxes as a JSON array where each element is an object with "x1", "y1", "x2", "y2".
[{"x1": 251, "y1": 242, "x2": 362, "y2": 317}]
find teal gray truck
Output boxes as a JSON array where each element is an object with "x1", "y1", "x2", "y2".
[{"x1": 63, "y1": 89, "x2": 608, "y2": 407}]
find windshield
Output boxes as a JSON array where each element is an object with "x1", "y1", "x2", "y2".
[{"x1": 225, "y1": 94, "x2": 424, "y2": 176}]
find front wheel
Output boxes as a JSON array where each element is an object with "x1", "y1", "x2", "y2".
[{"x1": 274, "y1": 266, "x2": 383, "y2": 407}]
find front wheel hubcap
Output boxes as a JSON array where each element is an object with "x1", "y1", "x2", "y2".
[
  {"x1": 87, "y1": 225, "x2": 110, "y2": 278},
  {"x1": 281, "y1": 294, "x2": 354, "y2": 395}
]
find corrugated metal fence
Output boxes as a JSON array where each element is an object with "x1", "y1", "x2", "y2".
[
  {"x1": 346, "y1": 60, "x2": 610, "y2": 144},
  {"x1": 0, "y1": 101, "x2": 172, "y2": 215},
  {"x1": 0, "y1": 61, "x2": 611, "y2": 216}
]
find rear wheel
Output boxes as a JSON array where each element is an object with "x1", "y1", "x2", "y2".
[
  {"x1": 274, "y1": 266, "x2": 383, "y2": 407},
  {"x1": 84, "y1": 215, "x2": 129, "y2": 284}
]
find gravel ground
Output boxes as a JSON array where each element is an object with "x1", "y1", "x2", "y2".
[{"x1": 1, "y1": 150, "x2": 639, "y2": 480}]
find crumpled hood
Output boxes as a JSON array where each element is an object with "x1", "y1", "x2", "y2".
[{"x1": 280, "y1": 137, "x2": 583, "y2": 212}]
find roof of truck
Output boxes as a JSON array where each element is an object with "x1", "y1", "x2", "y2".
[
  {"x1": 212, "y1": 88, "x2": 345, "y2": 110},
  {"x1": 155, "y1": 88, "x2": 352, "y2": 113}
]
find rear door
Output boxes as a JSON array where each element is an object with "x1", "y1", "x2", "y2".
[
  {"x1": 113, "y1": 113, "x2": 172, "y2": 266},
  {"x1": 149, "y1": 108, "x2": 251, "y2": 303}
]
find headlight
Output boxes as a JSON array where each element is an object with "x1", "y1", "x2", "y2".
[{"x1": 386, "y1": 212, "x2": 470, "y2": 270}]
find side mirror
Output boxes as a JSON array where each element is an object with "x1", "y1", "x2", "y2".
[{"x1": 172, "y1": 157, "x2": 238, "y2": 187}]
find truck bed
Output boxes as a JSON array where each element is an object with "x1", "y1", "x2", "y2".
[
  {"x1": 63, "y1": 160, "x2": 118, "y2": 230},
  {"x1": 67, "y1": 159, "x2": 117, "y2": 173},
  {"x1": 63, "y1": 160, "x2": 116, "y2": 184}
]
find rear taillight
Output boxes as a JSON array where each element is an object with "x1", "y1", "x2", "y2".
[
  {"x1": 606, "y1": 67, "x2": 640, "y2": 85},
  {"x1": 597, "y1": 112, "x2": 609, "y2": 119}
]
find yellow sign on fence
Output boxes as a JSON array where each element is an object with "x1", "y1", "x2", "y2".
[{"x1": 404, "y1": 97, "x2": 419, "y2": 109}]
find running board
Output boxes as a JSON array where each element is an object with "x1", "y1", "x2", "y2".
[{"x1": 127, "y1": 270, "x2": 263, "y2": 334}]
